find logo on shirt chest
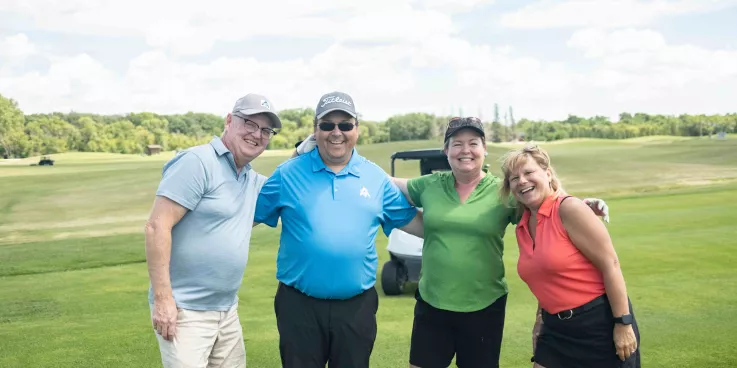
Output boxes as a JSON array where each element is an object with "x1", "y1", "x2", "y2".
[{"x1": 359, "y1": 186, "x2": 371, "y2": 198}]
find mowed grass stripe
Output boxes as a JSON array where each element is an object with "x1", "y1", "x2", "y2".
[{"x1": 0, "y1": 234, "x2": 146, "y2": 276}]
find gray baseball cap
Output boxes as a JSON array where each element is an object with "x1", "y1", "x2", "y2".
[
  {"x1": 315, "y1": 91, "x2": 357, "y2": 119},
  {"x1": 232, "y1": 93, "x2": 282, "y2": 129}
]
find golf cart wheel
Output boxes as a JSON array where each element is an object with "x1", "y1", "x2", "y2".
[{"x1": 381, "y1": 260, "x2": 406, "y2": 296}]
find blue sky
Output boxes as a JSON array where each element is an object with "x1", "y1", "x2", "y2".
[{"x1": 1, "y1": 0, "x2": 736, "y2": 122}]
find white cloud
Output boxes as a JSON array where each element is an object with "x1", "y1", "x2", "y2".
[
  {"x1": 563, "y1": 27, "x2": 737, "y2": 117},
  {"x1": 0, "y1": 0, "x2": 493, "y2": 56},
  {"x1": 411, "y1": 38, "x2": 578, "y2": 110},
  {"x1": 0, "y1": 28, "x2": 572, "y2": 121},
  {"x1": 334, "y1": 6, "x2": 457, "y2": 44},
  {"x1": 413, "y1": 0, "x2": 496, "y2": 12},
  {"x1": 1, "y1": 51, "x2": 120, "y2": 113},
  {"x1": 568, "y1": 28, "x2": 737, "y2": 85},
  {"x1": 0, "y1": 37, "x2": 420, "y2": 118},
  {"x1": 499, "y1": 0, "x2": 737, "y2": 29},
  {"x1": 0, "y1": 33, "x2": 36, "y2": 64},
  {"x1": 567, "y1": 28, "x2": 667, "y2": 58},
  {"x1": 1, "y1": 2, "x2": 736, "y2": 124}
]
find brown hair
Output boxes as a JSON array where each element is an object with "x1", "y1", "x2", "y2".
[{"x1": 499, "y1": 143, "x2": 565, "y2": 216}]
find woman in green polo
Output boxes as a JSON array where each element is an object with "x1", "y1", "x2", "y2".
[{"x1": 391, "y1": 117, "x2": 608, "y2": 368}]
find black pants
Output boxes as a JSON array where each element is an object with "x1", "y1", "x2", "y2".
[
  {"x1": 273, "y1": 282, "x2": 379, "y2": 368},
  {"x1": 409, "y1": 291, "x2": 507, "y2": 368}
]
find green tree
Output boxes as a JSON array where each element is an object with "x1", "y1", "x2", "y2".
[
  {"x1": 0, "y1": 95, "x2": 27, "y2": 158},
  {"x1": 1, "y1": 90, "x2": 736, "y2": 157}
]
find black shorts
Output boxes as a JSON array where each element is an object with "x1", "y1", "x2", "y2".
[
  {"x1": 534, "y1": 294, "x2": 641, "y2": 368},
  {"x1": 409, "y1": 291, "x2": 508, "y2": 368},
  {"x1": 273, "y1": 282, "x2": 379, "y2": 368}
]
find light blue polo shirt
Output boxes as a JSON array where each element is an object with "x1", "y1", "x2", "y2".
[
  {"x1": 149, "y1": 136, "x2": 267, "y2": 311},
  {"x1": 254, "y1": 148, "x2": 418, "y2": 300}
]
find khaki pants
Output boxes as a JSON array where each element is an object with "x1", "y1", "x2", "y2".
[{"x1": 150, "y1": 302, "x2": 246, "y2": 368}]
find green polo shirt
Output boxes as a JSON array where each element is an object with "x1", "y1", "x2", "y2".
[{"x1": 407, "y1": 169, "x2": 517, "y2": 312}]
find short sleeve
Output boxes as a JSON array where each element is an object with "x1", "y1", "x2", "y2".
[
  {"x1": 155, "y1": 151, "x2": 208, "y2": 210},
  {"x1": 406, "y1": 174, "x2": 435, "y2": 208},
  {"x1": 380, "y1": 178, "x2": 418, "y2": 236},
  {"x1": 254, "y1": 167, "x2": 283, "y2": 227},
  {"x1": 254, "y1": 173, "x2": 268, "y2": 193}
]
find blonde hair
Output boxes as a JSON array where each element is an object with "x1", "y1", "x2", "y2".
[{"x1": 499, "y1": 143, "x2": 565, "y2": 216}]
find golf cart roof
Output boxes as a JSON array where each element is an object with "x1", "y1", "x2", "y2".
[
  {"x1": 391, "y1": 149, "x2": 447, "y2": 160},
  {"x1": 389, "y1": 148, "x2": 451, "y2": 176}
]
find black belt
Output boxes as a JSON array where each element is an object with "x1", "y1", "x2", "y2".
[
  {"x1": 544, "y1": 294, "x2": 608, "y2": 320},
  {"x1": 531, "y1": 294, "x2": 609, "y2": 363},
  {"x1": 279, "y1": 282, "x2": 371, "y2": 301}
]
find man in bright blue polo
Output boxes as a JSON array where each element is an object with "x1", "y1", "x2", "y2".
[
  {"x1": 144, "y1": 93, "x2": 282, "y2": 367},
  {"x1": 254, "y1": 91, "x2": 424, "y2": 368}
]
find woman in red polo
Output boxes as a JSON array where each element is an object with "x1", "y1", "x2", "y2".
[{"x1": 500, "y1": 144, "x2": 640, "y2": 368}]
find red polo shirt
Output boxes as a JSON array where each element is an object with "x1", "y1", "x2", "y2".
[{"x1": 516, "y1": 195, "x2": 606, "y2": 314}]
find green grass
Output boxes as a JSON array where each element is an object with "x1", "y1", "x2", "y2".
[{"x1": 1, "y1": 136, "x2": 736, "y2": 367}]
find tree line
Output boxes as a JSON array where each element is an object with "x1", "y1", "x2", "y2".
[{"x1": 1, "y1": 94, "x2": 735, "y2": 158}]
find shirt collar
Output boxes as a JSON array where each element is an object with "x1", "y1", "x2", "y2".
[
  {"x1": 209, "y1": 136, "x2": 252, "y2": 176},
  {"x1": 309, "y1": 147, "x2": 361, "y2": 177},
  {"x1": 530, "y1": 194, "x2": 557, "y2": 219},
  {"x1": 519, "y1": 194, "x2": 557, "y2": 226},
  {"x1": 209, "y1": 136, "x2": 229, "y2": 156}
]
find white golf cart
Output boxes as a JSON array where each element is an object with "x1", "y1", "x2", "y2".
[{"x1": 381, "y1": 149, "x2": 451, "y2": 296}]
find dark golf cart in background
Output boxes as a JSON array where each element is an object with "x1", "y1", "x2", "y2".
[
  {"x1": 381, "y1": 149, "x2": 451, "y2": 296},
  {"x1": 38, "y1": 156, "x2": 55, "y2": 166}
]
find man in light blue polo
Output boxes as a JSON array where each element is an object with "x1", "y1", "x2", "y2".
[
  {"x1": 144, "y1": 93, "x2": 281, "y2": 367},
  {"x1": 254, "y1": 91, "x2": 424, "y2": 368}
]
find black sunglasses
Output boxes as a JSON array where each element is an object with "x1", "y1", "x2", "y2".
[{"x1": 318, "y1": 122, "x2": 355, "y2": 132}]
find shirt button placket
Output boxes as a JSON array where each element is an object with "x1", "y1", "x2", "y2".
[{"x1": 333, "y1": 176, "x2": 338, "y2": 200}]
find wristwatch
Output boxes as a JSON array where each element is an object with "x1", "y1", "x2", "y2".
[{"x1": 613, "y1": 314, "x2": 634, "y2": 325}]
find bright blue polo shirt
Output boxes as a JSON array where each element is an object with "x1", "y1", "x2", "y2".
[
  {"x1": 254, "y1": 148, "x2": 418, "y2": 300},
  {"x1": 149, "y1": 136, "x2": 267, "y2": 311}
]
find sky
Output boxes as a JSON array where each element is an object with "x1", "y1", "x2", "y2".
[{"x1": 1, "y1": 0, "x2": 736, "y2": 123}]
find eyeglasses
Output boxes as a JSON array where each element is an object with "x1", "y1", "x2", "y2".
[
  {"x1": 239, "y1": 117, "x2": 277, "y2": 139},
  {"x1": 318, "y1": 122, "x2": 355, "y2": 132}
]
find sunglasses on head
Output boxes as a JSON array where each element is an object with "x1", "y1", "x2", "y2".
[
  {"x1": 447, "y1": 116, "x2": 482, "y2": 128},
  {"x1": 318, "y1": 121, "x2": 356, "y2": 132},
  {"x1": 448, "y1": 117, "x2": 481, "y2": 128}
]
